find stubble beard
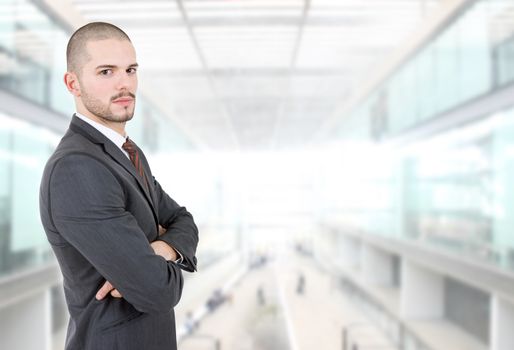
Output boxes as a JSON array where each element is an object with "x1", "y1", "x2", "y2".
[{"x1": 81, "y1": 88, "x2": 135, "y2": 123}]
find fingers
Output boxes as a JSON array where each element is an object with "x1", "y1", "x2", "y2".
[
  {"x1": 110, "y1": 289, "x2": 123, "y2": 298},
  {"x1": 96, "y1": 280, "x2": 123, "y2": 300},
  {"x1": 96, "y1": 281, "x2": 114, "y2": 300}
]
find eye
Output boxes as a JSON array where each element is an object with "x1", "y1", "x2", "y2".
[
  {"x1": 99, "y1": 69, "x2": 112, "y2": 76},
  {"x1": 127, "y1": 67, "x2": 137, "y2": 74}
]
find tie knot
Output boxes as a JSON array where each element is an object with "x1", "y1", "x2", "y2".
[{"x1": 122, "y1": 137, "x2": 136, "y2": 155}]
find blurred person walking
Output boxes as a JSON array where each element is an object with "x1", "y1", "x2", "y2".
[
  {"x1": 257, "y1": 285, "x2": 266, "y2": 306},
  {"x1": 296, "y1": 272, "x2": 305, "y2": 295},
  {"x1": 39, "y1": 22, "x2": 198, "y2": 350}
]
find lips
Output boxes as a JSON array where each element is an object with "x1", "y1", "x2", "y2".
[{"x1": 112, "y1": 98, "x2": 134, "y2": 106}]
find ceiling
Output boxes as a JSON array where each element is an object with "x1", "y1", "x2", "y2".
[{"x1": 70, "y1": 0, "x2": 441, "y2": 151}]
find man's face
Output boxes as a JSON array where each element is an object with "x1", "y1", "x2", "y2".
[{"x1": 77, "y1": 39, "x2": 138, "y2": 123}]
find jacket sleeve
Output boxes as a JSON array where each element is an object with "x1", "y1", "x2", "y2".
[
  {"x1": 152, "y1": 176, "x2": 199, "y2": 272},
  {"x1": 49, "y1": 154, "x2": 183, "y2": 314}
]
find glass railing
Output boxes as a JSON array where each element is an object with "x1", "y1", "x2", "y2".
[
  {"x1": 325, "y1": 105, "x2": 514, "y2": 273},
  {"x1": 339, "y1": 277, "x2": 432, "y2": 350}
]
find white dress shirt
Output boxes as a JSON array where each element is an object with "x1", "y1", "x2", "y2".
[{"x1": 75, "y1": 112, "x2": 129, "y2": 159}]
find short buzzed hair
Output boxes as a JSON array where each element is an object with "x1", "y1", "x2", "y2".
[{"x1": 66, "y1": 22, "x2": 131, "y2": 75}]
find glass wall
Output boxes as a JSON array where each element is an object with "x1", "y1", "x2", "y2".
[
  {"x1": 326, "y1": 0, "x2": 514, "y2": 273},
  {"x1": 0, "y1": 112, "x2": 59, "y2": 277},
  {"x1": 333, "y1": 0, "x2": 514, "y2": 140},
  {"x1": 0, "y1": 0, "x2": 73, "y2": 115}
]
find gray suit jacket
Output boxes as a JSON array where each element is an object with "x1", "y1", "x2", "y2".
[{"x1": 39, "y1": 115, "x2": 199, "y2": 350}]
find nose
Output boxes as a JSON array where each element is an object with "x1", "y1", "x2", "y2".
[{"x1": 116, "y1": 71, "x2": 135, "y2": 91}]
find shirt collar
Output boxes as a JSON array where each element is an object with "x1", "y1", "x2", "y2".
[{"x1": 75, "y1": 112, "x2": 129, "y2": 157}]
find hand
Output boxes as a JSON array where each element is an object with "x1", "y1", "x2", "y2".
[
  {"x1": 150, "y1": 240, "x2": 178, "y2": 262},
  {"x1": 96, "y1": 280, "x2": 122, "y2": 300},
  {"x1": 158, "y1": 225, "x2": 166, "y2": 236}
]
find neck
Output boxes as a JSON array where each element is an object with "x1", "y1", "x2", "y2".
[{"x1": 77, "y1": 108, "x2": 127, "y2": 138}]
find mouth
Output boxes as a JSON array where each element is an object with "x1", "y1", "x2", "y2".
[{"x1": 112, "y1": 98, "x2": 134, "y2": 106}]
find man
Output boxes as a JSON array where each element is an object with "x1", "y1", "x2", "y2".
[{"x1": 39, "y1": 22, "x2": 198, "y2": 350}]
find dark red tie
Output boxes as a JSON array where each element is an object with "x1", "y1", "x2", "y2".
[{"x1": 122, "y1": 137, "x2": 148, "y2": 190}]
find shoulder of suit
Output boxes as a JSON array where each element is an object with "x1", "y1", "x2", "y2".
[{"x1": 46, "y1": 132, "x2": 109, "y2": 170}]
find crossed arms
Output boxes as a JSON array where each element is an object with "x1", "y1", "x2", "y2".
[
  {"x1": 96, "y1": 225, "x2": 179, "y2": 300},
  {"x1": 49, "y1": 154, "x2": 199, "y2": 314}
]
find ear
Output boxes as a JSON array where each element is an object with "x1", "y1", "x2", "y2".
[{"x1": 64, "y1": 72, "x2": 81, "y2": 97}]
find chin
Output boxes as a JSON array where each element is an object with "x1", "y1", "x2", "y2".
[{"x1": 111, "y1": 110, "x2": 134, "y2": 122}]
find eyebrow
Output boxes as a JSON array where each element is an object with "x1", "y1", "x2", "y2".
[{"x1": 95, "y1": 63, "x2": 139, "y2": 70}]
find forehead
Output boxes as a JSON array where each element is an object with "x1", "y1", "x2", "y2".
[{"x1": 84, "y1": 39, "x2": 136, "y2": 67}]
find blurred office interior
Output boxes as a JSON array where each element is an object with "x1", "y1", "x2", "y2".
[{"x1": 1, "y1": 0, "x2": 514, "y2": 349}]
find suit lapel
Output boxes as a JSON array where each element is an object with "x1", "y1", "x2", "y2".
[{"x1": 69, "y1": 115, "x2": 158, "y2": 219}]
